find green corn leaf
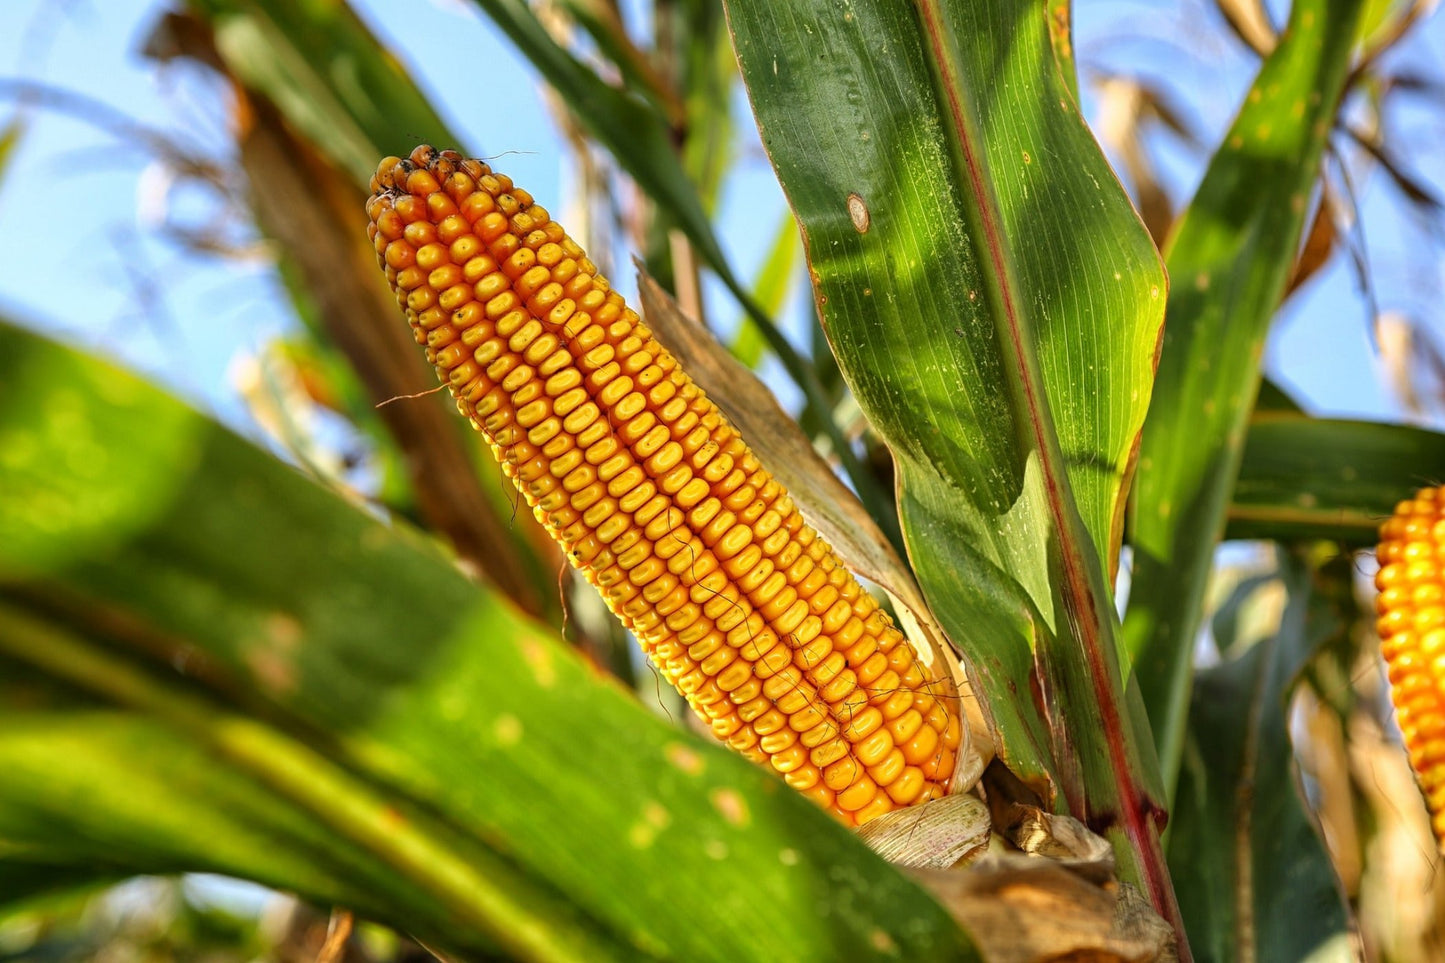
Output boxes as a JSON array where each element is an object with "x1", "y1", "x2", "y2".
[
  {"x1": 1168, "y1": 553, "x2": 1352, "y2": 961},
  {"x1": 1229, "y1": 414, "x2": 1445, "y2": 545},
  {"x1": 731, "y1": 211, "x2": 803, "y2": 369},
  {"x1": 0, "y1": 319, "x2": 978, "y2": 961},
  {"x1": 1123, "y1": 0, "x2": 1366, "y2": 796},
  {"x1": 725, "y1": 0, "x2": 1177, "y2": 927}
]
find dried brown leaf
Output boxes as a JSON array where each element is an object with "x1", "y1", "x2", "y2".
[
  {"x1": 1347, "y1": 710, "x2": 1445, "y2": 960},
  {"x1": 913, "y1": 860, "x2": 1175, "y2": 963},
  {"x1": 233, "y1": 344, "x2": 353, "y2": 483},
  {"x1": 1285, "y1": 188, "x2": 1338, "y2": 298},
  {"x1": 1135, "y1": 85, "x2": 1201, "y2": 150},
  {"x1": 1374, "y1": 312, "x2": 1445, "y2": 417},
  {"x1": 1345, "y1": 124, "x2": 1444, "y2": 215},
  {"x1": 1216, "y1": 0, "x2": 1276, "y2": 56},
  {"x1": 1376, "y1": 313, "x2": 1419, "y2": 412},
  {"x1": 315, "y1": 909, "x2": 354, "y2": 963},
  {"x1": 147, "y1": 12, "x2": 551, "y2": 615},
  {"x1": 1009, "y1": 808, "x2": 1116, "y2": 884}
]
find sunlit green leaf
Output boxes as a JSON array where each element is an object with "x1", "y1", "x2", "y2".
[
  {"x1": 726, "y1": 0, "x2": 1173, "y2": 915},
  {"x1": 1124, "y1": 0, "x2": 1365, "y2": 795},
  {"x1": 731, "y1": 212, "x2": 802, "y2": 369}
]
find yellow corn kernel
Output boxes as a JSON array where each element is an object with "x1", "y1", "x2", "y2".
[
  {"x1": 367, "y1": 146, "x2": 961, "y2": 826},
  {"x1": 1376, "y1": 485, "x2": 1445, "y2": 849}
]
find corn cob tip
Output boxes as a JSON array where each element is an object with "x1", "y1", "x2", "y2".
[
  {"x1": 366, "y1": 145, "x2": 962, "y2": 826},
  {"x1": 1376, "y1": 484, "x2": 1445, "y2": 849}
]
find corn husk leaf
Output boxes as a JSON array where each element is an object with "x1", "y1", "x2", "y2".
[
  {"x1": 636, "y1": 269, "x2": 993, "y2": 794},
  {"x1": 914, "y1": 862, "x2": 1176, "y2": 963},
  {"x1": 856, "y1": 793, "x2": 991, "y2": 871}
]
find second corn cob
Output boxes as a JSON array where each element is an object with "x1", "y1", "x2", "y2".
[
  {"x1": 1376, "y1": 485, "x2": 1445, "y2": 848},
  {"x1": 366, "y1": 146, "x2": 961, "y2": 826}
]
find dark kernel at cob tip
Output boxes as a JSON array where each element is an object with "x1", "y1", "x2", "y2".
[
  {"x1": 367, "y1": 145, "x2": 961, "y2": 826},
  {"x1": 1377, "y1": 484, "x2": 1445, "y2": 849}
]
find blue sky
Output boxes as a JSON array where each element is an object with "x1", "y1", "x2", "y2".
[{"x1": 1, "y1": 0, "x2": 1441, "y2": 442}]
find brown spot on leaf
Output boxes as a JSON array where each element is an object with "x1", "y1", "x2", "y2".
[
  {"x1": 664, "y1": 742, "x2": 705, "y2": 776},
  {"x1": 628, "y1": 801, "x2": 672, "y2": 848},
  {"x1": 847, "y1": 193, "x2": 870, "y2": 233},
  {"x1": 493, "y1": 714, "x2": 523, "y2": 745},
  {"x1": 245, "y1": 648, "x2": 297, "y2": 695},
  {"x1": 710, "y1": 787, "x2": 751, "y2": 827},
  {"x1": 522, "y1": 638, "x2": 557, "y2": 688},
  {"x1": 265, "y1": 612, "x2": 302, "y2": 649}
]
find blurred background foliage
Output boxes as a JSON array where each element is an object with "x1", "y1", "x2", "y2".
[{"x1": 1, "y1": 0, "x2": 1444, "y2": 959}]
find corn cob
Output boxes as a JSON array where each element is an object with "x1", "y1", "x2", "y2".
[
  {"x1": 1376, "y1": 485, "x2": 1445, "y2": 848},
  {"x1": 366, "y1": 146, "x2": 960, "y2": 826}
]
